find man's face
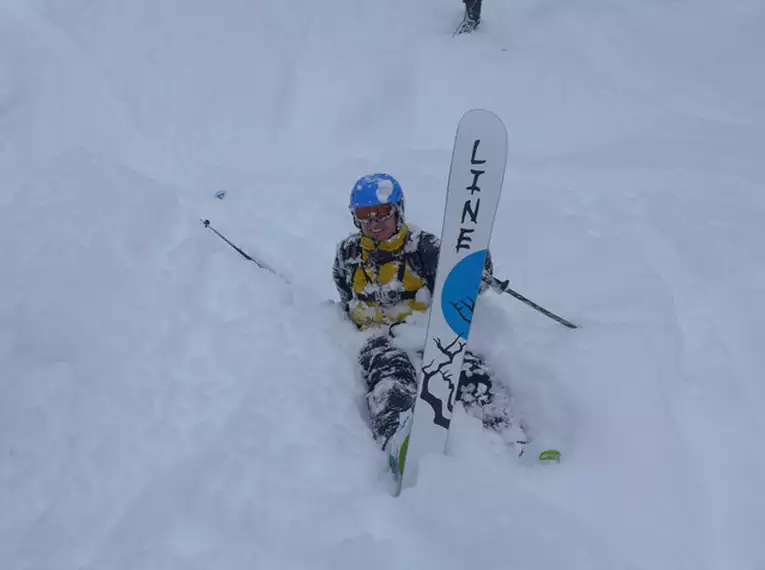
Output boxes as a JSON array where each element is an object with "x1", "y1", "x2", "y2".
[
  {"x1": 354, "y1": 204, "x2": 398, "y2": 241},
  {"x1": 360, "y1": 213, "x2": 397, "y2": 241}
]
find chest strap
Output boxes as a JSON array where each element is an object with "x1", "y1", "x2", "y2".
[
  {"x1": 356, "y1": 290, "x2": 419, "y2": 303},
  {"x1": 355, "y1": 259, "x2": 417, "y2": 304}
]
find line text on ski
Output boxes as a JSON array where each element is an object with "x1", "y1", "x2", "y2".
[{"x1": 456, "y1": 139, "x2": 485, "y2": 252}]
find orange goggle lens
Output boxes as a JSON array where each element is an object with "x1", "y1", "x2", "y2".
[{"x1": 353, "y1": 203, "x2": 395, "y2": 222}]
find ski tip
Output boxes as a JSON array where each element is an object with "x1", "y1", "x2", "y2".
[
  {"x1": 461, "y1": 108, "x2": 503, "y2": 121},
  {"x1": 538, "y1": 449, "x2": 562, "y2": 463},
  {"x1": 456, "y1": 109, "x2": 508, "y2": 144}
]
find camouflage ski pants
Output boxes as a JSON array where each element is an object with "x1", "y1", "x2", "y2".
[{"x1": 358, "y1": 333, "x2": 527, "y2": 450}]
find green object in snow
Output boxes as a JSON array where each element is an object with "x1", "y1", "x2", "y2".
[{"x1": 538, "y1": 449, "x2": 562, "y2": 463}]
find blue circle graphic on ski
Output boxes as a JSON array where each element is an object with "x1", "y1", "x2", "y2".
[{"x1": 441, "y1": 249, "x2": 487, "y2": 339}]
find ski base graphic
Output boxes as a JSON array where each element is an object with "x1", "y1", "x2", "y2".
[{"x1": 392, "y1": 109, "x2": 508, "y2": 495}]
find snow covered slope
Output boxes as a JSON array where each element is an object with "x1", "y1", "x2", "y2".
[{"x1": 2, "y1": 0, "x2": 764, "y2": 568}]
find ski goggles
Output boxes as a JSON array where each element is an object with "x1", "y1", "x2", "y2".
[{"x1": 352, "y1": 203, "x2": 397, "y2": 223}]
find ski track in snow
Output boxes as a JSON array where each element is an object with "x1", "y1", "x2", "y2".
[{"x1": 1, "y1": 0, "x2": 764, "y2": 569}]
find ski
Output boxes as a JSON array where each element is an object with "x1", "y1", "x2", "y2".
[{"x1": 390, "y1": 109, "x2": 508, "y2": 494}]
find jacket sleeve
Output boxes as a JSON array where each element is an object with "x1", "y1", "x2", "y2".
[
  {"x1": 332, "y1": 242, "x2": 353, "y2": 312},
  {"x1": 416, "y1": 231, "x2": 496, "y2": 295}
]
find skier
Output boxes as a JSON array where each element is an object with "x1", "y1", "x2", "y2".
[
  {"x1": 333, "y1": 173, "x2": 529, "y2": 462},
  {"x1": 456, "y1": 0, "x2": 482, "y2": 34}
]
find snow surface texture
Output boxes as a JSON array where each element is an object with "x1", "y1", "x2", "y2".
[{"x1": 2, "y1": 0, "x2": 764, "y2": 568}]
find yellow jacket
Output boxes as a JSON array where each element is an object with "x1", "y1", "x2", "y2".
[{"x1": 332, "y1": 223, "x2": 494, "y2": 329}]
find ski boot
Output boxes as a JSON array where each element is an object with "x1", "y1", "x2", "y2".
[{"x1": 455, "y1": 0, "x2": 482, "y2": 35}]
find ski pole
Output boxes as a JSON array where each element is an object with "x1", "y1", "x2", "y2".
[
  {"x1": 200, "y1": 219, "x2": 290, "y2": 284},
  {"x1": 491, "y1": 277, "x2": 578, "y2": 329},
  {"x1": 201, "y1": 220, "x2": 576, "y2": 327}
]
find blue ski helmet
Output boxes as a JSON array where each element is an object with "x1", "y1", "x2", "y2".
[{"x1": 349, "y1": 173, "x2": 405, "y2": 224}]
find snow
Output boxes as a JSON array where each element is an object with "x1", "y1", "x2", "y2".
[
  {"x1": 1, "y1": 0, "x2": 764, "y2": 569},
  {"x1": 375, "y1": 180, "x2": 394, "y2": 204}
]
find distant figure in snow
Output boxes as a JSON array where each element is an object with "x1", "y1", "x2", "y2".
[
  {"x1": 332, "y1": 173, "x2": 528, "y2": 464},
  {"x1": 456, "y1": 0, "x2": 482, "y2": 34}
]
